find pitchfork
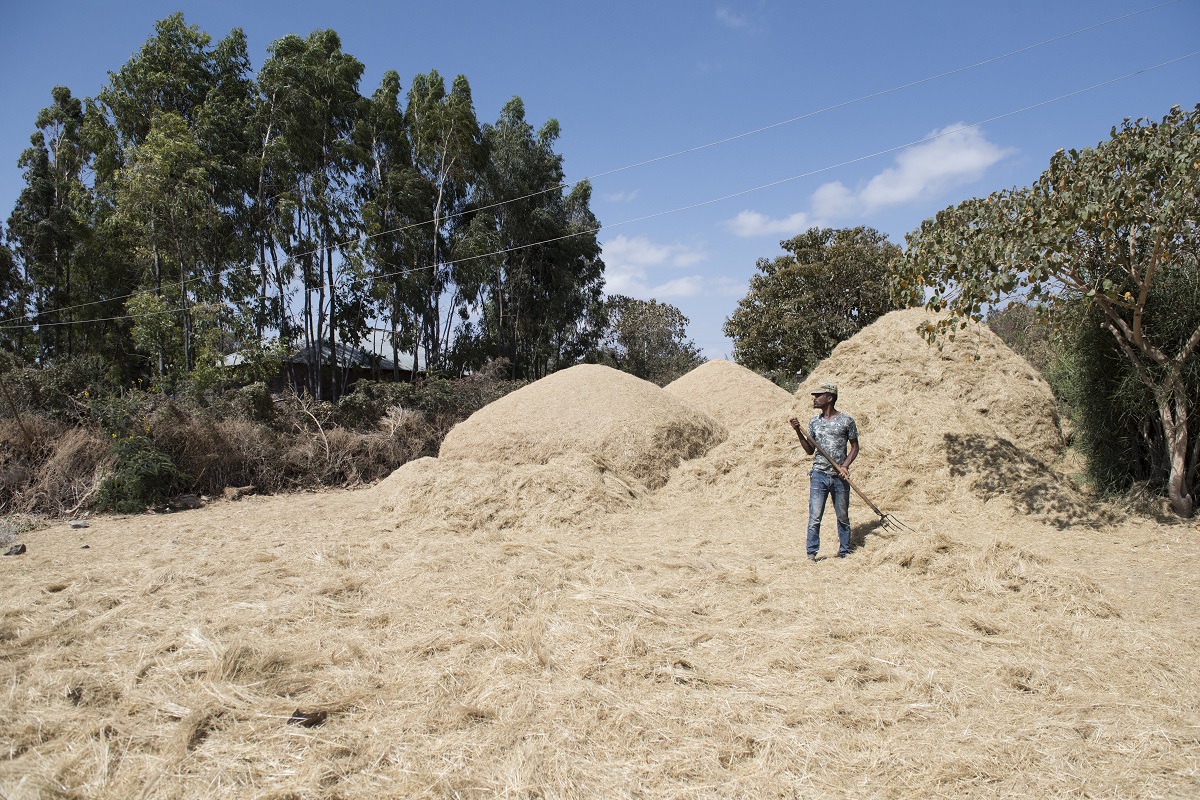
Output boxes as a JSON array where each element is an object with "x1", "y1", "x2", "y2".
[{"x1": 791, "y1": 421, "x2": 913, "y2": 533}]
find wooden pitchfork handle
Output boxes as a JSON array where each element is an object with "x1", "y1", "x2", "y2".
[{"x1": 799, "y1": 430, "x2": 889, "y2": 521}]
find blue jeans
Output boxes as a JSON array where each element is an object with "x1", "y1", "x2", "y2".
[{"x1": 807, "y1": 470, "x2": 850, "y2": 557}]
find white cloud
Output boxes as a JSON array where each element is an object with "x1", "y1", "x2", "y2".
[
  {"x1": 726, "y1": 124, "x2": 1012, "y2": 236},
  {"x1": 726, "y1": 210, "x2": 814, "y2": 238},
  {"x1": 810, "y1": 181, "x2": 855, "y2": 219},
  {"x1": 602, "y1": 189, "x2": 639, "y2": 203},
  {"x1": 603, "y1": 234, "x2": 706, "y2": 269},
  {"x1": 604, "y1": 271, "x2": 705, "y2": 299},
  {"x1": 602, "y1": 234, "x2": 708, "y2": 299},
  {"x1": 650, "y1": 276, "x2": 706, "y2": 297},
  {"x1": 715, "y1": 8, "x2": 749, "y2": 28},
  {"x1": 708, "y1": 276, "x2": 747, "y2": 297},
  {"x1": 857, "y1": 124, "x2": 1012, "y2": 211}
]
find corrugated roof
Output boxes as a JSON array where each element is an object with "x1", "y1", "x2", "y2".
[{"x1": 222, "y1": 332, "x2": 416, "y2": 372}]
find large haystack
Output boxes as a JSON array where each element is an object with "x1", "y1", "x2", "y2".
[
  {"x1": 798, "y1": 306, "x2": 1063, "y2": 464},
  {"x1": 439, "y1": 364, "x2": 725, "y2": 490},
  {"x1": 664, "y1": 359, "x2": 794, "y2": 429},
  {"x1": 666, "y1": 308, "x2": 1089, "y2": 524},
  {"x1": 375, "y1": 454, "x2": 646, "y2": 533}
]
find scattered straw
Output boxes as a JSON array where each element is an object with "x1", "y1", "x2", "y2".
[{"x1": 2, "y1": 311, "x2": 1197, "y2": 799}]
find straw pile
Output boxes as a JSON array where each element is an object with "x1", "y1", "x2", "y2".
[
  {"x1": 664, "y1": 309, "x2": 1093, "y2": 526},
  {"x1": 3, "y1": 308, "x2": 1198, "y2": 799},
  {"x1": 439, "y1": 364, "x2": 726, "y2": 490},
  {"x1": 375, "y1": 364, "x2": 727, "y2": 532},
  {"x1": 374, "y1": 453, "x2": 647, "y2": 533},
  {"x1": 664, "y1": 359, "x2": 794, "y2": 430}
]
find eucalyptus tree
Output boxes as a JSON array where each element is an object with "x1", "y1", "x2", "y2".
[
  {"x1": 114, "y1": 111, "x2": 214, "y2": 377},
  {"x1": 98, "y1": 13, "x2": 218, "y2": 150},
  {"x1": 457, "y1": 97, "x2": 604, "y2": 378},
  {"x1": 0, "y1": 228, "x2": 22, "y2": 350},
  {"x1": 724, "y1": 226, "x2": 904, "y2": 377},
  {"x1": 406, "y1": 70, "x2": 483, "y2": 372},
  {"x1": 93, "y1": 14, "x2": 259, "y2": 379},
  {"x1": 354, "y1": 70, "x2": 430, "y2": 379},
  {"x1": 257, "y1": 30, "x2": 365, "y2": 399},
  {"x1": 6, "y1": 86, "x2": 94, "y2": 362},
  {"x1": 899, "y1": 104, "x2": 1200, "y2": 517},
  {"x1": 191, "y1": 28, "x2": 259, "y2": 338}
]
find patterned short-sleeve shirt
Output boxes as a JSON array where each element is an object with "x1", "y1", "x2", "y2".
[{"x1": 808, "y1": 412, "x2": 858, "y2": 475}]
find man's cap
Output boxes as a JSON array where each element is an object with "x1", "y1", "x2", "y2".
[{"x1": 811, "y1": 382, "x2": 838, "y2": 396}]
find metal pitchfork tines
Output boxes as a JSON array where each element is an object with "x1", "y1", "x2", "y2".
[{"x1": 801, "y1": 433, "x2": 913, "y2": 534}]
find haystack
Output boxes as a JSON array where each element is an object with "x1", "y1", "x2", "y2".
[
  {"x1": 439, "y1": 364, "x2": 725, "y2": 490},
  {"x1": 664, "y1": 359, "x2": 794, "y2": 429},
  {"x1": 666, "y1": 308, "x2": 1088, "y2": 524},
  {"x1": 798, "y1": 307, "x2": 1062, "y2": 463},
  {"x1": 375, "y1": 453, "x2": 646, "y2": 533}
]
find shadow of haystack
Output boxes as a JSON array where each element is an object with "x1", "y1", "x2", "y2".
[{"x1": 945, "y1": 434, "x2": 1116, "y2": 529}]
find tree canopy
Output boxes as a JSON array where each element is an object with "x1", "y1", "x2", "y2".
[
  {"x1": 899, "y1": 104, "x2": 1200, "y2": 517},
  {"x1": 723, "y1": 226, "x2": 905, "y2": 379},
  {"x1": 595, "y1": 295, "x2": 704, "y2": 386},
  {"x1": 0, "y1": 14, "x2": 607, "y2": 398}
]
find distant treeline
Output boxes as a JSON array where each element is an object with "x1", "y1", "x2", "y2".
[{"x1": 0, "y1": 13, "x2": 608, "y2": 398}]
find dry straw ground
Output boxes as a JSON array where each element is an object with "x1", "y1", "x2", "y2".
[{"x1": 3, "y1": 309, "x2": 1199, "y2": 799}]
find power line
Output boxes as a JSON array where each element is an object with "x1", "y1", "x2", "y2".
[
  {"x1": 6, "y1": 50, "x2": 1195, "y2": 333},
  {"x1": 0, "y1": 0, "x2": 1182, "y2": 327}
]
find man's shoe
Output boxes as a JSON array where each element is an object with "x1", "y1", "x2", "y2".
[
  {"x1": 837, "y1": 552, "x2": 848, "y2": 559},
  {"x1": 807, "y1": 554, "x2": 817, "y2": 562}
]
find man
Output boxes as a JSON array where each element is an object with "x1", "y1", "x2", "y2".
[{"x1": 789, "y1": 382, "x2": 859, "y2": 561}]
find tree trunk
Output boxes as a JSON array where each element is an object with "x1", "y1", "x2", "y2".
[
  {"x1": 1159, "y1": 383, "x2": 1195, "y2": 518},
  {"x1": 151, "y1": 218, "x2": 165, "y2": 378},
  {"x1": 326, "y1": 220, "x2": 338, "y2": 401},
  {"x1": 175, "y1": 224, "x2": 191, "y2": 373}
]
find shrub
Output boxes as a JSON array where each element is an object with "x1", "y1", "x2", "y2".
[
  {"x1": 2, "y1": 355, "x2": 118, "y2": 421},
  {"x1": 95, "y1": 436, "x2": 189, "y2": 513}
]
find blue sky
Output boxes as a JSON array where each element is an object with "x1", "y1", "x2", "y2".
[{"x1": 2, "y1": 0, "x2": 1197, "y2": 358}]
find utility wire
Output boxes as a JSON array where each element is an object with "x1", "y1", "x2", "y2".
[
  {"x1": 361, "y1": 50, "x2": 1200, "y2": 283},
  {"x1": 6, "y1": 50, "x2": 1195, "y2": 333},
  {"x1": 1, "y1": 0, "x2": 1182, "y2": 327}
]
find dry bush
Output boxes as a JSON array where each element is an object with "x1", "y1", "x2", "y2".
[
  {"x1": 1, "y1": 417, "x2": 109, "y2": 515},
  {"x1": 29, "y1": 426, "x2": 110, "y2": 514},
  {"x1": 323, "y1": 427, "x2": 416, "y2": 485}
]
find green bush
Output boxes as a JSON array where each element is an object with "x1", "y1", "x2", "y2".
[
  {"x1": 95, "y1": 435, "x2": 189, "y2": 513},
  {"x1": 1, "y1": 355, "x2": 118, "y2": 421},
  {"x1": 234, "y1": 382, "x2": 275, "y2": 423}
]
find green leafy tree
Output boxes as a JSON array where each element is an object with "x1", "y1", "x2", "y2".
[
  {"x1": 257, "y1": 29, "x2": 365, "y2": 399},
  {"x1": 92, "y1": 14, "x2": 258, "y2": 383},
  {"x1": 97, "y1": 13, "x2": 218, "y2": 148},
  {"x1": 899, "y1": 104, "x2": 1200, "y2": 517},
  {"x1": 354, "y1": 70, "x2": 429, "y2": 380},
  {"x1": 114, "y1": 111, "x2": 214, "y2": 377},
  {"x1": 0, "y1": 226, "x2": 22, "y2": 344},
  {"x1": 724, "y1": 226, "x2": 905, "y2": 377},
  {"x1": 598, "y1": 295, "x2": 703, "y2": 385},
  {"x1": 125, "y1": 290, "x2": 184, "y2": 385},
  {"x1": 458, "y1": 97, "x2": 604, "y2": 378},
  {"x1": 6, "y1": 86, "x2": 94, "y2": 361},
  {"x1": 406, "y1": 70, "x2": 483, "y2": 372}
]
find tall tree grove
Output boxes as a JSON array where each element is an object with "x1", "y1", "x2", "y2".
[{"x1": 0, "y1": 14, "x2": 608, "y2": 399}]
